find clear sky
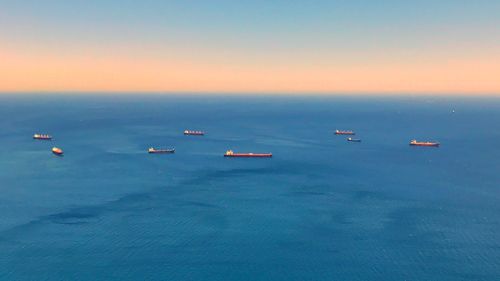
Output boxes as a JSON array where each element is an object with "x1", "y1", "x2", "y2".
[{"x1": 1, "y1": 0, "x2": 499, "y2": 94}]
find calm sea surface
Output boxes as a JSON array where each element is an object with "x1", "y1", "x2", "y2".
[{"x1": 0, "y1": 94, "x2": 499, "y2": 280}]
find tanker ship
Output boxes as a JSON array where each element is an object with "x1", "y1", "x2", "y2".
[
  {"x1": 52, "y1": 147, "x2": 64, "y2": 155},
  {"x1": 347, "y1": 137, "x2": 361, "y2": 142},
  {"x1": 409, "y1": 140, "x2": 440, "y2": 147},
  {"x1": 33, "y1": 134, "x2": 52, "y2": 140},
  {"x1": 184, "y1": 130, "x2": 204, "y2": 136},
  {"x1": 224, "y1": 150, "x2": 272, "y2": 158},
  {"x1": 335, "y1": 130, "x2": 355, "y2": 135},
  {"x1": 148, "y1": 147, "x2": 175, "y2": 154}
]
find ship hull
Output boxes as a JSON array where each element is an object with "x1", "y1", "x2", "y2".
[
  {"x1": 184, "y1": 130, "x2": 204, "y2": 136},
  {"x1": 149, "y1": 150, "x2": 175, "y2": 154},
  {"x1": 224, "y1": 154, "x2": 272, "y2": 158},
  {"x1": 52, "y1": 146, "x2": 63, "y2": 155},
  {"x1": 335, "y1": 131, "x2": 355, "y2": 135},
  {"x1": 410, "y1": 143, "x2": 439, "y2": 147}
]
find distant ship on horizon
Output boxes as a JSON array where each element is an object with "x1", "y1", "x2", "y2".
[
  {"x1": 148, "y1": 147, "x2": 175, "y2": 154},
  {"x1": 52, "y1": 147, "x2": 63, "y2": 155},
  {"x1": 224, "y1": 150, "x2": 272, "y2": 158},
  {"x1": 184, "y1": 130, "x2": 204, "y2": 136},
  {"x1": 409, "y1": 140, "x2": 440, "y2": 147},
  {"x1": 335, "y1": 130, "x2": 355, "y2": 135},
  {"x1": 33, "y1": 133, "x2": 52, "y2": 140}
]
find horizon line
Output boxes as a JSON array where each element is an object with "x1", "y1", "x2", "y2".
[{"x1": 1, "y1": 90, "x2": 499, "y2": 96}]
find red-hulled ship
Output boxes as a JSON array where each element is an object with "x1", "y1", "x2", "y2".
[
  {"x1": 33, "y1": 133, "x2": 52, "y2": 140},
  {"x1": 409, "y1": 140, "x2": 440, "y2": 147},
  {"x1": 52, "y1": 147, "x2": 64, "y2": 155},
  {"x1": 148, "y1": 147, "x2": 175, "y2": 154},
  {"x1": 224, "y1": 150, "x2": 272, "y2": 158},
  {"x1": 335, "y1": 130, "x2": 355, "y2": 135},
  {"x1": 184, "y1": 130, "x2": 204, "y2": 136}
]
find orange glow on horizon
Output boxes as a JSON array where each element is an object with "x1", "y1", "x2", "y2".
[{"x1": 1, "y1": 46, "x2": 499, "y2": 95}]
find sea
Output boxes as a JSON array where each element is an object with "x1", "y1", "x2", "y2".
[{"x1": 0, "y1": 94, "x2": 499, "y2": 281}]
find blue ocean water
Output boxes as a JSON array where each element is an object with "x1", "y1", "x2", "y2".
[{"x1": 0, "y1": 94, "x2": 499, "y2": 281}]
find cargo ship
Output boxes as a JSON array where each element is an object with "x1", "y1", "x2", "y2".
[
  {"x1": 224, "y1": 150, "x2": 272, "y2": 158},
  {"x1": 148, "y1": 147, "x2": 175, "y2": 154},
  {"x1": 52, "y1": 147, "x2": 64, "y2": 156},
  {"x1": 335, "y1": 130, "x2": 355, "y2": 135},
  {"x1": 33, "y1": 134, "x2": 52, "y2": 140},
  {"x1": 347, "y1": 137, "x2": 361, "y2": 142},
  {"x1": 409, "y1": 140, "x2": 440, "y2": 147},
  {"x1": 184, "y1": 130, "x2": 204, "y2": 136}
]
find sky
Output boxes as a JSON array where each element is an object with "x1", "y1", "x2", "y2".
[{"x1": 0, "y1": 0, "x2": 499, "y2": 95}]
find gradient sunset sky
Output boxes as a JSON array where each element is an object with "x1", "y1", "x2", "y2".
[{"x1": 1, "y1": 0, "x2": 499, "y2": 94}]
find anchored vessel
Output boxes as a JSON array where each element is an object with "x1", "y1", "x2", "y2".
[
  {"x1": 224, "y1": 150, "x2": 272, "y2": 158},
  {"x1": 335, "y1": 130, "x2": 355, "y2": 135},
  {"x1": 409, "y1": 140, "x2": 440, "y2": 147},
  {"x1": 347, "y1": 137, "x2": 361, "y2": 142},
  {"x1": 148, "y1": 147, "x2": 175, "y2": 154},
  {"x1": 184, "y1": 130, "x2": 204, "y2": 136},
  {"x1": 52, "y1": 147, "x2": 63, "y2": 155},
  {"x1": 33, "y1": 134, "x2": 52, "y2": 140}
]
